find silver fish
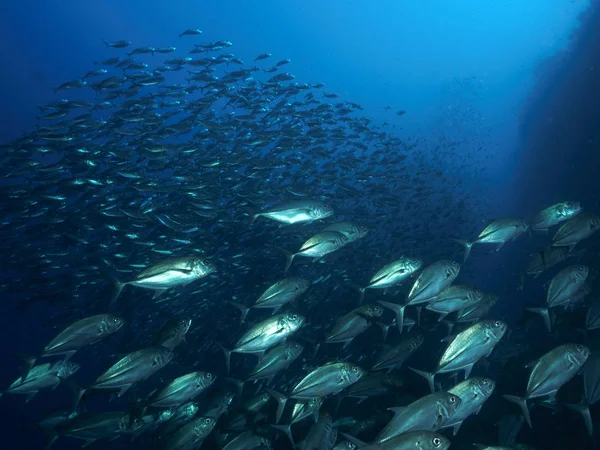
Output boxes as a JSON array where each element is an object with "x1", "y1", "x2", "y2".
[
  {"x1": 251, "y1": 200, "x2": 333, "y2": 224},
  {"x1": 3, "y1": 361, "x2": 79, "y2": 402},
  {"x1": 90, "y1": 346, "x2": 173, "y2": 396},
  {"x1": 219, "y1": 312, "x2": 304, "y2": 373},
  {"x1": 150, "y1": 371, "x2": 216, "y2": 407},
  {"x1": 359, "y1": 256, "x2": 423, "y2": 304},
  {"x1": 114, "y1": 256, "x2": 215, "y2": 301},
  {"x1": 285, "y1": 231, "x2": 349, "y2": 272},
  {"x1": 552, "y1": 213, "x2": 600, "y2": 249},
  {"x1": 375, "y1": 391, "x2": 461, "y2": 443},
  {"x1": 504, "y1": 343, "x2": 589, "y2": 427},
  {"x1": 443, "y1": 377, "x2": 495, "y2": 435},
  {"x1": 323, "y1": 221, "x2": 369, "y2": 243},
  {"x1": 531, "y1": 201, "x2": 582, "y2": 231},
  {"x1": 455, "y1": 217, "x2": 529, "y2": 262},
  {"x1": 247, "y1": 341, "x2": 304, "y2": 382},
  {"x1": 325, "y1": 304, "x2": 383, "y2": 348},
  {"x1": 411, "y1": 320, "x2": 507, "y2": 392},
  {"x1": 426, "y1": 285, "x2": 483, "y2": 321},
  {"x1": 291, "y1": 362, "x2": 365, "y2": 399},
  {"x1": 372, "y1": 333, "x2": 424, "y2": 372}
]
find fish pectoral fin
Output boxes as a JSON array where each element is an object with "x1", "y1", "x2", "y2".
[
  {"x1": 387, "y1": 406, "x2": 407, "y2": 416},
  {"x1": 25, "y1": 391, "x2": 39, "y2": 403},
  {"x1": 118, "y1": 384, "x2": 133, "y2": 397},
  {"x1": 463, "y1": 363, "x2": 474, "y2": 379},
  {"x1": 152, "y1": 288, "x2": 168, "y2": 299},
  {"x1": 495, "y1": 242, "x2": 505, "y2": 251}
]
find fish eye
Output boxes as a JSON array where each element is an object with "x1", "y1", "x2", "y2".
[
  {"x1": 204, "y1": 418, "x2": 211, "y2": 424},
  {"x1": 483, "y1": 379, "x2": 489, "y2": 384},
  {"x1": 114, "y1": 317, "x2": 120, "y2": 323},
  {"x1": 494, "y1": 321, "x2": 501, "y2": 327},
  {"x1": 352, "y1": 366, "x2": 359, "y2": 372},
  {"x1": 577, "y1": 345, "x2": 584, "y2": 351},
  {"x1": 433, "y1": 437, "x2": 442, "y2": 447},
  {"x1": 449, "y1": 395, "x2": 456, "y2": 403},
  {"x1": 291, "y1": 314, "x2": 298, "y2": 320},
  {"x1": 206, "y1": 373, "x2": 212, "y2": 378}
]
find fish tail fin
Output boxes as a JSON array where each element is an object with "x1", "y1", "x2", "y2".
[
  {"x1": 242, "y1": 206, "x2": 259, "y2": 224},
  {"x1": 266, "y1": 388, "x2": 287, "y2": 424},
  {"x1": 226, "y1": 301, "x2": 250, "y2": 323},
  {"x1": 376, "y1": 321, "x2": 391, "y2": 342},
  {"x1": 452, "y1": 239, "x2": 473, "y2": 262},
  {"x1": 14, "y1": 352, "x2": 37, "y2": 380},
  {"x1": 409, "y1": 367, "x2": 436, "y2": 393},
  {"x1": 340, "y1": 433, "x2": 367, "y2": 448},
  {"x1": 225, "y1": 377, "x2": 245, "y2": 397},
  {"x1": 566, "y1": 403, "x2": 593, "y2": 436},
  {"x1": 270, "y1": 424, "x2": 295, "y2": 447},
  {"x1": 358, "y1": 287, "x2": 366, "y2": 305},
  {"x1": 503, "y1": 394, "x2": 532, "y2": 428},
  {"x1": 216, "y1": 343, "x2": 232, "y2": 374},
  {"x1": 377, "y1": 300, "x2": 405, "y2": 334},
  {"x1": 284, "y1": 251, "x2": 296, "y2": 274},
  {"x1": 525, "y1": 307, "x2": 551, "y2": 332},
  {"x1": 43, "y1": 432, "x2": 59, "y2": 450},
  {"x1": 100, "y1": 271, "x2": 125, "y2": 305}
]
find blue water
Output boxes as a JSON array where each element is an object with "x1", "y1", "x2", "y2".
[{"x1": 2, "y1": 1, "x2": 600, "y2": 449}]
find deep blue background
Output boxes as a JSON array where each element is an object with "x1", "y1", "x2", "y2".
[{"x1": 2, "y1": 1, "x2": 600, "y2": 449}]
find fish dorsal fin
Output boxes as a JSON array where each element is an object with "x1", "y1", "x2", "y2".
[{"x1": 387, "y1": 406, "x2": 407, "y2": 416}]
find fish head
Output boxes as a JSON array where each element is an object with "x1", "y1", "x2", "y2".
[
  {"x1": 572, "y1": 265, "x2": 590, "y2": 281},
  {"x1": 296, "y1": 277, "x2": 311, "y2": 292},
  {"x1": 176, "y1": 318, "x2": 193, "y2": 334},
  {"x1": 154, "y1": 348, "x2": 174, "y2": 368},
  {"x1": 475, "y1": 377, "x2": 496, "y2": 397},
  {"x1": 470, "y1": 289, "x2": 485, "y2": 303},
  {"x1": 441, "y1": 392, "x2": 462, "y2": 417},
  {"x1": 443, "y1": 260, "x2": 461, "y2": 280},
  {"x1": 344, "y1": 363, "x2": 366, "y2": 383},
  {"x1": 180, "y1": 401, "x2": 200, "y2": 418},
  {"x1": 558, "y1": 201, "x2": 583, "y2": 219},
  {"x1": 425, "y1": 433, "x2": 451, "y2": 450},
  {"x1": 281, "y1": 312, "x2": 305, "y2": 332},
  {"x1": 411, "y1": 332, "x2": 425, "y2": 349},
  {"x1": 104, "y1": 314, "x2": 125, "y2": 334},
  {"x1": 194, "y1": 417, "x2": 216, "y2": 437},
  {"x1": 196, "y1": 371, "x2": 215, "y2": 389},
  {"x1": 486, "y1": 320, "x2": 508, "y2": 341},
  {"x1": 191, "y1": 258, "x2": 216, "y2": 277},
  {"x1": 55, "y1": 361, "x2": 81, "y2": 378},
  {"x1": 312, "y1": 202, "x2": 334, "y2": 219},
  {"x1": 404, "y1": 256, "x2": 424, "y2": 273},
  {"x1": 568, "y1": 343, "x2": 590, "y2": 365},
  {"x1": 589, "y1": 215, "x2": 600, "y2": 231},
  {"x1": 355, "y1": 223, "x2": 370, "y2": 238},
  {"x1": 288, "y1": 341, "x2": 305, "y2": 357}
]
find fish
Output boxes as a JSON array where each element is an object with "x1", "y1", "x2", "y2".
[
  {"x1": 379, "y1": 260, "x2": 459, "y2": 333},
  {"x1": 552, "y1": 213, "x2": 600, "y2": 249},
  {"x1": 526, "y1": 264, "x2": 588, "y2": 331},
  {"x1": 325, "y1": 304, "x2": 384, "y2": 348},
  {"x1": 358, "y1": 256, "x2": 423, "y2": 304},
  {"x1": 411, "y1": 320, "x2": 507, "y2": 392},
  {"x1": 530, "y1": 201, "x2": 582, "y2": 232},
  {"x1": 250, "y1": 200, "x2": 333, "y2": 225},
  {"x1": 371, "y1": 333, "x2": 424, "y2": 372},
  {"x1": 425, "y1": 284, "x2": 484, "y2": 321},
  {"x1": 233, "y1": 277, "x2": 310, "y2": 321},
  {"x1": 150, "y1": 371, "x2": 216, "y2": 407},
  {"x1": 87, "y1": 346, "x2": 173, "y2": 397},
  {"x1": 290, "y1": 362, "x2": 366, "y2": 399},
  {"x1": 323, "y1": 221, "x2": 369, "y2": 243},
  {"x1": 247, "y1": 341, "x2": 304, "y2": 382},
  {"x1": 285, "y1": 231, "x2": 350, "y2": 273},
  {"x1": 374, "y1": 391, "x2": 461, "y2": 443},
  {"x1": 33, "y1": 314, "x2": 124, "y2": 365},
  {"x1": 112, "y1": 256, "x2": 216, "y2": 302},
  {"x1": 218, "y1": 312, "x2": 305, "y2": 373},
  {"x1": 163, "y1": 416, "x2": 216, "y2": 450},
  {"x1": 503, "y1": 343, "x2": 590, "y2": 427},
  {"x1": 454, "y1": 217, "x2": 529, "y2": 262},
  {"x1": 443, "y1": 377, "x2": 495, "y2": 435},
  {"x1": 2, "y1": 361, "x2": 80, "y2": 402},
  {"x1": 524, "y1": 246, "x2": 572, "y2": 278}
]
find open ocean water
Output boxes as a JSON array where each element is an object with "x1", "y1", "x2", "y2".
[{"x1": 2, "y1": 1, "x2": 600, "y2": 449}]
